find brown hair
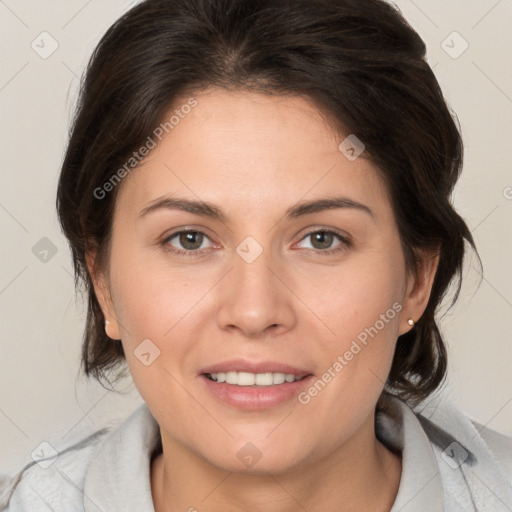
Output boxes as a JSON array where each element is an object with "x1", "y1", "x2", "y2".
[{"x1": 56, "y1": 0, "x2": 481, "y2": 406}]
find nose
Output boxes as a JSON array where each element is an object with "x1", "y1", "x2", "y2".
[{"x1": 216, "y1": 245, "x2": 297, "y2": 338}]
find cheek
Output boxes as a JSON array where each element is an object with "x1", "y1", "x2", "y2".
[
  {"x1": 107, "y1": 250, "x2": 218, "y2": 393},
  {"x1": 109, "y1": 250, "x2": 204, "y2": 339},
  {"x1": 108, "y1": 260, "x2": 201, "y2": 411},
  {"x1": 294, "y1": 250, "x2": 404, "y2": 344},
  {"x1": 292, "y1": 251, "x2": 404, "y2": 407}
]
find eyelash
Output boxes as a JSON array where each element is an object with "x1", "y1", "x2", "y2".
[{"x1": 160, "y1": 228, "x2": 352, "y2": 257}]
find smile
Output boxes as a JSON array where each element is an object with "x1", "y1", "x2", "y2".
[{"x1": 205, "y1": 371, "x2": 306, "y2": 386}]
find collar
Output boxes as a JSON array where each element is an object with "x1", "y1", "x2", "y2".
[
  {"x1": 83, "y1": 403, "x2": 160, "y2": 512},
  {"x1": 83, "y1": 395, "x2": 444, "y2": 512},
  {"x1": 377, "y1": 394, "x2": 445, "y2": 511}
]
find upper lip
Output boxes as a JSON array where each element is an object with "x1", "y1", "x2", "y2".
[{"x1": 200, "y1": 358, "x2": 312, "y2": 378}]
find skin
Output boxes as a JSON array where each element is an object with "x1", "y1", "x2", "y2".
[{"x1": 87, "y1": 87, "x2": 439, "y2": 512}]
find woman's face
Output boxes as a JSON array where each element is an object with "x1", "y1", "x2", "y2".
[{"x1": 89, "y1": 87, "x2": 436, "y2": 473}]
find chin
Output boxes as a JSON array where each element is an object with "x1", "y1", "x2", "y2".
[{"x1": 202, "y1": 442, "x2": 308, "y2": 475}]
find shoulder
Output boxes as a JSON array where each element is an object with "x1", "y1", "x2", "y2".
[
  {"x1": 471, "y1": 420, "x2": 512, "y2": 478},
  {"x1": 0, "y1": 428, "x2": 110, "y2": 512},
  {"x1": 410, "y1": 391, "x2": 512, "y2": 503}
]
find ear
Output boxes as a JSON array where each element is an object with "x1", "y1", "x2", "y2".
[
  {"x1": 85, "y1": 251, "x2": 121, "y2": 340},
  {"x1": 398, "y1": 247, "x2": 440, "y2": 336}
]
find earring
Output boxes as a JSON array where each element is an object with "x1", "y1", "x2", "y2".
[{"x1": 407, "y1": 318, "x2": 414, "y2": 326}]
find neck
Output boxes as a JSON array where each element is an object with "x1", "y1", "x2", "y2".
[{"x1": 151, "y1": 413, "x2": 402, "y2": 512}]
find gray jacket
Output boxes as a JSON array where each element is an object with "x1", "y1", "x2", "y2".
[{"x1": 1, "y1": 392, "x2": 511, "y2": 511}]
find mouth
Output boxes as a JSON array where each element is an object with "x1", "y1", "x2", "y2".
[
  {"x1": 200, "y1": 371, "x2": 315, "y2": 410},
  {"x1": 198, "y1": 359, "x2": 315, "y2": 409},
  {"x1": 203, "y1": 371, "x2": 311, "y2": 386}
]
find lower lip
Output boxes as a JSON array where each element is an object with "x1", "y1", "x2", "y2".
[{"x1": 199, "y1": 374, "x2": 315, "y2": 410}]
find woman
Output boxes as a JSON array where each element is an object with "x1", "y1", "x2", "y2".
[{"x1": 1, "y1": 0, "x2": 511, "y2": 510}]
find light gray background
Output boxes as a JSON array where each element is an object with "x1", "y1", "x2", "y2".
[{"x1": 0, "y1": 0, "x2": 511, "y2": 477}]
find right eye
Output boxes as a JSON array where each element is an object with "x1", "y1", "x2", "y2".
[{"x1": 161, "y1": 230, "x2": 215, "y2": 256}]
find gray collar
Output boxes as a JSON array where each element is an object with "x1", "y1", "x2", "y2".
[
  {"x1": 377, "y1": 394, "x2": 444, "y2": 511},
  {"x1": 82, "y1": 396, "x2": 445, "y2": 512},
  {"x1": 84, "y1": 403, "x2": 160, "y2": 512}
]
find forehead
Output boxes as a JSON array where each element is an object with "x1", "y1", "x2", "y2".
[{"x1": 114, "y1": 88, "x2": 390, "y2": 221}]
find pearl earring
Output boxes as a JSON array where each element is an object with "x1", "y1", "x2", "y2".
[{"x1": 407, "y1": 318, "x2": 414, "y2": 326}]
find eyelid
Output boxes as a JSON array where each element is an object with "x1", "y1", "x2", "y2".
[{"x1": 298, "y1": 226, "x2": 351, "y2": 242}]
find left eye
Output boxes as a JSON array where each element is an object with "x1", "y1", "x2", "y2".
[{"x1": 296, "y1": 230, "x2": 348, "y2": 252}]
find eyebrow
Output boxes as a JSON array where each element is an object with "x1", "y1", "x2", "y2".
[{"x1": 138, "y1": 195, "x2": 375, "y2": 222}]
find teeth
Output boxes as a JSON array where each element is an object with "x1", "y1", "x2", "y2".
[{"x1": 208, "y1": 371, "x2": 303, "y2": 386}]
